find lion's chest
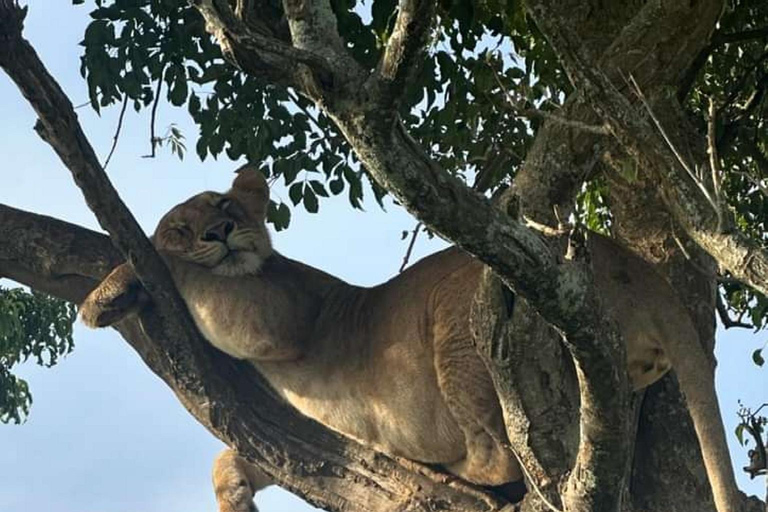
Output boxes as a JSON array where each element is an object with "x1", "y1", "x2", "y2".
[{"x1": 176, "y1": 279, "x2": 271, "y2": 361}]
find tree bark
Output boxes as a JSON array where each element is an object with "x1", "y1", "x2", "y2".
[{"x1": 1, "y1": 0, "x2": 766, "y2": 511}]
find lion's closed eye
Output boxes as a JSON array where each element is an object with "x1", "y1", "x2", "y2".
[{"x1": 162, "y1": 225, "x2": 192, "y2": 248}]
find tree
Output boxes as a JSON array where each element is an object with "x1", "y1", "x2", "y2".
[{"x1": 0, "y1": 0, "x2": 766, "y2": 510}]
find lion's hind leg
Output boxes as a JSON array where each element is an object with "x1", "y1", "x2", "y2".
[{"x1": 433, "y1": 324, "x2": 524, "y2": 499}]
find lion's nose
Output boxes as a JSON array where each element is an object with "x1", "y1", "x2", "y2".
[{"x1": 201, "y1": 220, "x2": 234, "y2": 242}]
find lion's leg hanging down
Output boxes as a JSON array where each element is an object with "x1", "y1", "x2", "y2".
[
  {"x1": 432, "y1": 317, "x2": 525, "y2": 501},
  {"x1": 212, "y1": 449, "x2": 271, "y2": 512}
]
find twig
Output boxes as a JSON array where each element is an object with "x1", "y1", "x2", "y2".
[
  {"x1": 714, "y1": 27, "x2": 768, "y2": 46},
  {"x1": 715, "y1": 293, "x2": 752, "y2": 330},
  {"x1": 142, "y1": 63, "x2": 167, "y2": 159},
  {"x1": 707, "y1": 99, "x2": 724, "y2": 231},
  {"x1": 490, "y1": 64, "x2": 609, "y2": 135},
  {"x1": 286, "y1": 89, "x2": 343, "y2": 152},
  {"x1": 735, "y1": 171, "x2": 768, "y2": 198},
  {"x1": 399, "y1": 222, "x2": 422, "y2": 272},
  {"x1": 627, "y1": 75, "x2": 720, "y2": 214},
  {"x1": 103, "y1": 95, "x2": 128, "y2": 170},
  {"x1": 737, "y1": 404, "x2": 767, "y2": 480}
]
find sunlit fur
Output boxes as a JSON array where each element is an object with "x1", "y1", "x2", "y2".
[
  {"x1": 80, "y1": 170, "x2": 739, "y2": 512},
  {"x1": 153, "y1": 185, "x2": 272, "y2": 277},
  {"x1": 212, "y1": 449, "x2": 270, "y2": 512}
]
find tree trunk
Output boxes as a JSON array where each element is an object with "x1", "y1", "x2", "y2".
[{"x1": 0, "y1": 1, "x2": 766, "y2": 511}]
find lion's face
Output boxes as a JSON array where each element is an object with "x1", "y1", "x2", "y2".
[{"x1": 154, "y1": 170, "x2": 273, "y2": 276}]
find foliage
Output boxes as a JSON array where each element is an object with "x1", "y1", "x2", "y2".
[
  {"x1": 0, "y1": 287, "x2": 76, "y2": 424},
  {"x1": 74, "y1": 0, "x2": 568, "y2": 227},
  {"x1": 73, "y1": 0, "x2": 768, "y2": 331},
  {"x1": 685, "y1": 0, "x2": 768, "y2": 335}
]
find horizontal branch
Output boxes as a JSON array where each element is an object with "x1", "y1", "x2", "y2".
[
  {"x1": 714, "y1": 26, "x2": 768, "y2": 45},
  {"x1": 0, "y1": 209, "x2": 509, "y2": 512},
  {"x1": 0, "y1": 3, "x2": 508, "y2": 510}
]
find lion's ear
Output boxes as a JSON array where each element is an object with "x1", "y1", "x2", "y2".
[
  {"x1": 79, "y1": 263, "x2": 149, "y2": 328},
  {"x1": 230, "y1": 166, "x2": 269, "y2": 220}
]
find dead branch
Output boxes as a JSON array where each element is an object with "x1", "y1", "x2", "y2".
[
  {"x1": 399, "y1": 222, "x2": 422, "y2": 272},
  {"x1": 142, "y1": 65, "x2": 166, "y2": 159},
  {"x1": 715, "y1": 293, "x2": 753, "y2": 330},
  {"x1": 103, "y1": 95, "x2": 128, "y2": 169},
  {"x1": 491, "y1": 66, "x2": 609, "y2": 136}
]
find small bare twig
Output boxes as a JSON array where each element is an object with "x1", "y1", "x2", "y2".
[
  {"x1": 103, "y1": 95, "x2": 128, "y2": 170},
  {"x1": 707, "y1": 99, "x2": 724, "y2": 231},
  {"x1": 490, "y1": 64, "x2": 609, "y2": 135},
  {"x1": 627, "y1": 75, "x2": 721, "y2": 215},
  {"x1": 714, "y1": 27, "x2": 768, "y2": 46},
  {"x1": 399, "y1": 222, "x2": 422, "y2": 272},
  {"x1": 716, "y1": 293, "x2": 752, "y2": 330},
  {"x1": 735, "y1": 171, "x2": 768, "y2": 198},
  {"x1": 142, "y1": 63, "x2": 167, "y2": 159},
  {"x1": 523, "y1": 215, "x2": 569, "y2": 237}
]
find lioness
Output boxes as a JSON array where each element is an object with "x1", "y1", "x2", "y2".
[{"x1": 80, "y1": 170, "x2": 737, "y2": 512}]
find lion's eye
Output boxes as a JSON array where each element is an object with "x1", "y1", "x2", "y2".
[{"x1": 166, "y1": 225, "x2": 190, "y2": 238}]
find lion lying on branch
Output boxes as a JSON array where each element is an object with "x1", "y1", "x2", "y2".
[{"x1": 80, "y1": 169, "x2": 737, "y2": 511}]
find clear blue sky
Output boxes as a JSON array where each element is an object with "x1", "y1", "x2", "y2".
[{"x1": 0, "y1": 4, "x2": 764, "y2": 511}]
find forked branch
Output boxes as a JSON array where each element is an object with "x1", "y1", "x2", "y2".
[{"x1": 0, "y1": 2, "x2": 523, "y2": 510}]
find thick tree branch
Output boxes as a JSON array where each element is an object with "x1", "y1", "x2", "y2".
[
  {"x1": 526, "y1": 0, "x2": 768, "y2": 302},
  {"x1": 191, "y1": 0, "x2": 333, "y2": 89},
  {"x1": 373, "y1": 0, "x2": 435, "y2": 108},
  {"x1": 327, "y1": 108, "x2": 633, "y2": 512},
  {"x1": 0, "y1": 4, "x2": 511, "y2": 511},
  {"x1": 280, "y1": 0, "x2": 346, "y2": 58},
  {"x1": 191, "y1": 0, "x2": 636, "y2": 507},
  {"x1": 0, "y1": 0, "x2": 209, "y2": 376},
  {"x1": 0, "y1": 210, "x2": 509, "y2": 512},
  {"x1": 194, "y1": 0, "x2": 634, "y2": 502},
  {"x1": 509, "y1": 0, "x2": 725, "y2": 227}
]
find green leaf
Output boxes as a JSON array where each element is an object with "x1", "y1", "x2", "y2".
[
  {"x1": 288, "y1": 182, "x2": 304, "y2": 206},
  {"x1": 735, "y1": 423, "x2": 746, "y2": 445},
  {"x1": 309, "y1": 180, "x2": 329, "y2": 198},
  {"x1": 752, "y1": 348, "x2": 765, "y2": 367},
  {"x1": 303, "y1": 187, "x2": 319, "y2": 213},
  {"x1": 329, "y1": 177, "x2": 344, "y2": 195}
]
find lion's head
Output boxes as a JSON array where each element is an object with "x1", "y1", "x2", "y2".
[{"x1": 154, "y1": 169, "x2": 273, "y2": 276}]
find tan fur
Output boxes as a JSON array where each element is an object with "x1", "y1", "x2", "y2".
[
  {"x1": 80, "y1": 171, "x2": 737, "y2": 511},
  {"x1": 213, "y1": 449, "x2": 271, "y2": 512}
]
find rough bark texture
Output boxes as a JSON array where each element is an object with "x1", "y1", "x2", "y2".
[
  {"x1": 1, "y1": 0, "x2": 766, "y2": 511},
  {"x1": 0, "y1": 204, "x2": 511, "y2": 512}
]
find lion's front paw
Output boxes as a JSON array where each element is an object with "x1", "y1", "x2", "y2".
[{"x1": 79, "y1": 263, "x2": 148, "y2": 328}]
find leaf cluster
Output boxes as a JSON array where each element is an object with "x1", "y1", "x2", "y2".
[
  {"x1": 0, "y1": 287, "x2": 76, "y2": 424},
  {"x1": 76, "y1": 0, "x2": 569, "y2": 224},
  {"x1": 686, "y1": 0, "x2": 768, "y2": 334},
  {"x1": 75, "y1": 0, "x2": 768, "y2": 335}
]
